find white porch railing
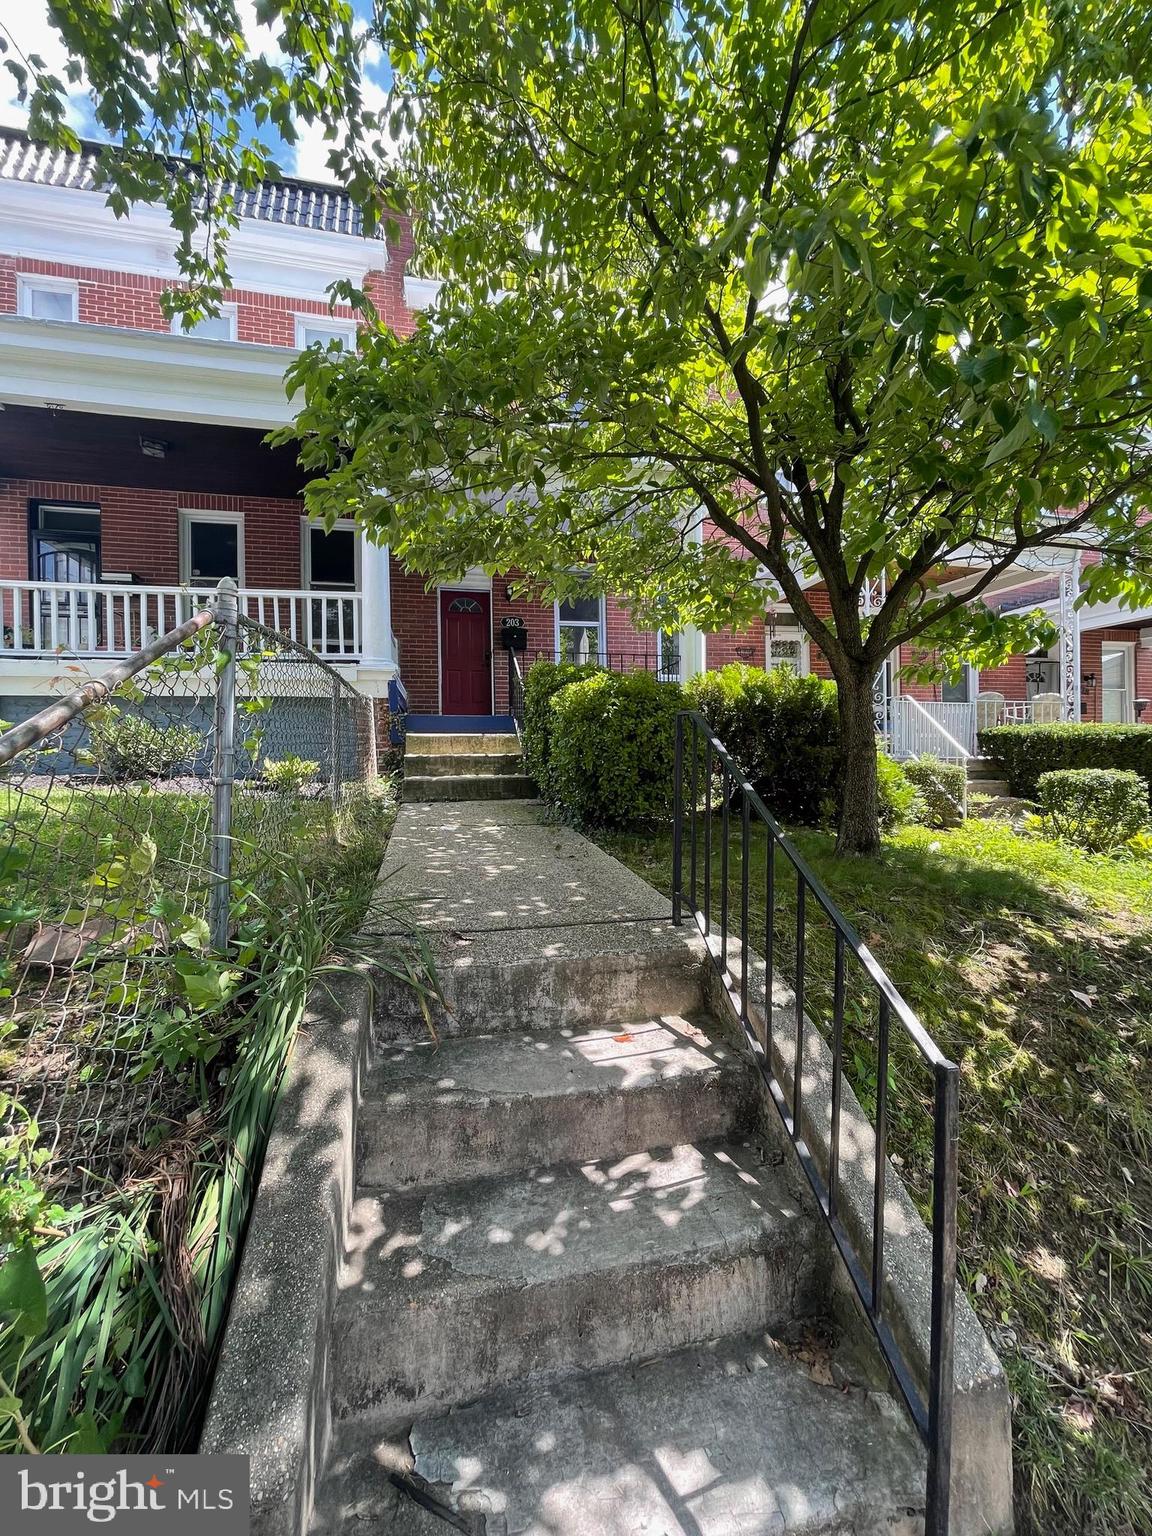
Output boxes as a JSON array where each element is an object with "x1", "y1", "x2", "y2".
[
  {"x1": 890, "y1": 697, "x2": 976, "y2": 762},
  {"x1": 0, "y1": 580, "x2": 363, "y2": 660}
]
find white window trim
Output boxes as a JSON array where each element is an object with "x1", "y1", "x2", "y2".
[
  {"x1": 17, "y1": 274, "x2": 79, "y2": 322},
  {"x1": 1100, "y1": 639, "x2": 1136, "y2": 723},
  {"x1": 765, "y1": 625, "x2": 810, "y2": 676},
  {"x1": 170, "y1": 304, "x2": 237, "y2": 341},
  {"x1": 294, "y1": 313, "x2": 358, "y2": 351},
  {"x1": 179, "y1": 509, "x2": 245, "y2": 586},
  {"x1": 300, "y1": 516, "x2": 361, "y2": 590},
  {"x1": 436, "y1": 585, "x2": 494, "y2": 715},
  {"x1": 553, "y1": 581, "x2": 606, "y2": 664}
]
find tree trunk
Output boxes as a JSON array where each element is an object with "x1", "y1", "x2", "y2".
[{"x1": 835, "y1": 666, "x2": 882, "y2": 856}]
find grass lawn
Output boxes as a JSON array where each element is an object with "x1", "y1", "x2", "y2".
[{"x1": 597, "y1": 816, "x2": 1152, "y2": 1536}]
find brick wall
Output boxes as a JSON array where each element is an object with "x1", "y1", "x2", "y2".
[
  {"x1": 390, "y1": 559, "x2": 440, "y2": 712},
  {"x1": 706, "y1": 619, "x2": 765, "y2": 669},
  {"x1": 0, "y1": 477, "x2": 303, "y2": 587},
  {"x1": 0, "y1": 241, "x2": 414, "y2": 344}
]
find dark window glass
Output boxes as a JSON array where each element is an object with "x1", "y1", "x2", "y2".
[
  {"x1": 188, "y1": 520, "x2": 239, "y2": 581},
  {"x1": 308, "y1": 526, "x2": 356, "y2": 588}
]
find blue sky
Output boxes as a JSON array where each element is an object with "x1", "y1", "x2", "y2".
[{"x1": 0, "y1": 0, "x2": 391, "y2": 185}]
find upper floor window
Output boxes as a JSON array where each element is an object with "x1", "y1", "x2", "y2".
[
  {"x1": 295, "y1": 315, "x2": 357, "y2": 351},
  {"x1": 18, "y1": 276, "x2": 78, "y2": 323},
  {"x1": 171, "y1": 306, "x2": 237, "y2": 341}
]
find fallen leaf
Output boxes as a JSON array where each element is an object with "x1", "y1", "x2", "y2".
[
  {"x1": 1070, "y1": 989, "x2": 1094, "y2": 1009},
  {"x1": 613, "y1": 1033, "x2": 634, "y2": 1044},
  {"x1": 1063, "y1": 1399, "x2": 1095, "y2": 1433}
]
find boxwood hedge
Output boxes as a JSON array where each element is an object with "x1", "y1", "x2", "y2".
[
  {"x1": 978, "y1": 723, "x2": 1152, "y2": 798},
  {"x1": 549, "y1": 669, "x2": 684, "y2": 827}
]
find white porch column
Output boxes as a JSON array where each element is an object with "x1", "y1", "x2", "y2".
[
  {"x1": 679, "y1": 624, "x2": 705, "y2": 682},
  {"x1": 359, "y1": 532, "x2": 396, "y2": 668},
  {"x1": 1059, "y1": 556, "x2": 1081, "y2": 722}
]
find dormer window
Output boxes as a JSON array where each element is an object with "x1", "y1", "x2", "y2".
[{"x1": 18, "y1": 276, "x2": 78, "y2": 322}]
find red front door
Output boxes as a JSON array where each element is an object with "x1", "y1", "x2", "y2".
[{"x1": 440, "y1": 590, "x2": 492, "y2": 714}]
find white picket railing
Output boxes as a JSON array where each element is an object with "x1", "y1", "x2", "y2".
[
  {"x1": 890, "y1": 697, "x2": 976, "y2": 762},
  {"x1": 0, "y1": 580, "x2": 363, "y2": 659}
]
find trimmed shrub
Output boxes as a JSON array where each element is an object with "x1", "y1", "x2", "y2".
[
  {"x1": 521, "y1": 659, "x2": 600, "y2": 798},
  {"x1": 549, "y1": 669, "x2": 685, "y2": 827},
  {"x1": 904, "y1": 755, "x2": 966, "y2": 828},
  {"x1": 979, "y1": 724, "x2": 1152, "y2": 798},
  {"x1": 263, "y1": 755, "x2": 319, "y2": 792},
  {"x1": 1037, "y1": 768, "x2": 1150, "y2": 852},
  {"x1": 685, "y1": 663, "x2": 841, "y2": 824},
  {"x1": 86, "y1": 707, "x2": 200, "y2": 780},
  {"x1": 876, "y1": 752, "x2": 917, "y2": 829}
]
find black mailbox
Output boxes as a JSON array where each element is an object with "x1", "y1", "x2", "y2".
[{"x1": 500, "y1": 617, "x2": 528, "y2": 651}]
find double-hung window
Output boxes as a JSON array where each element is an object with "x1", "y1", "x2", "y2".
[{"x1": 556, "y1": 576, "x2": 603, "y2": 665}]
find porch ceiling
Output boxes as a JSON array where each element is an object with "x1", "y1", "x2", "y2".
[{"x1": 0, "y1": 402, "x2": 309, "y2": 499}]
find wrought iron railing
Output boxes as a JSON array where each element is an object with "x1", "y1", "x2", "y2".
[
  {"x1": 533, "y1": 648, "x2": 680, "y2": 682},
  {"x1": 509, "y1": 649, "x2": 526, "y2": 736},
  {"x1": 671, "y1": 710, "x2": 959, "y2": 1536}
]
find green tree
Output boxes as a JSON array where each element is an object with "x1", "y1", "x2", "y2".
[
  {"x1": 282, "y1": 0, "x2": 1152, "y2": 852},
  {"x1": 17, "y1": 1, "x2": 1152, "y2": 851}
]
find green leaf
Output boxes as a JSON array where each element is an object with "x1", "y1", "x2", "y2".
[
  {"x1": 984, "y1": 414, "x2": 1035, "y2": 467},
  {"x1": 0, "y1": 1243, "x2": 48, "y2": 1338}
]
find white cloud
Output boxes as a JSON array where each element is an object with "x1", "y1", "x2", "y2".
[{"x1": 0, "y1": 0, "x2": 92, "y2": 132}]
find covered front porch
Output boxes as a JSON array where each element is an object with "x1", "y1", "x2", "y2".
[
  {"x1": 883, "y1": 551, "x2": 1152, "y2": 761},
  {"x1": 0, "y1": 391, "x2": 397, "y2": 692}
]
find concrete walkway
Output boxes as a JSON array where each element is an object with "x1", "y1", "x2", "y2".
[{"x1": 367, "y1": 798, "x2": 707, "y2": 1035}]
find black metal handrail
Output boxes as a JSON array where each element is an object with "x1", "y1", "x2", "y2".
[
  {"x1": 532, "y1": 648, "x2": 680, "y2": 682},
  {"x1": 508, "y1": 649, "x2": 526, "y2": 736},
  {"x1": 671, "y1": 709, "x2": 959, "y2": 1536}
]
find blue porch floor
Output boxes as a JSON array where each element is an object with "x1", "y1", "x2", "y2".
[{"x1": 406, "y1": 714, "x2": 517, "y2": 734}]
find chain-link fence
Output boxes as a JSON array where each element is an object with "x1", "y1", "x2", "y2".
[{"x1": 0, "y1": 583, "x2": 377, "y2": 1210}]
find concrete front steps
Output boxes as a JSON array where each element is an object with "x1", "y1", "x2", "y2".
[
  {"x1": 316, "y1": 1011, "x2": 925, "y2": 1534},
  {"x1": 966, "y1": 756, "x2": 1031, "y2": 818},
  {"x1": 403, "y1": 727, "x2": 534, "y2": 802},
  {"x1": 311, "y1": 802, "x2": 928, "y2": 1536}
]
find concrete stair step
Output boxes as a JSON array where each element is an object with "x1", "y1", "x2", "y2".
[
  {"x1": 966, "y1": 777, "x2": 1009, "y2": 798},
  {"x1": 371, "y1": 920, "x2": 708, "y2": 1041},
  {"x1": 359, "y1": 1015, "x2": 757, "y2": 1192},
  {"x1": 965, "y1": 756, "x2": 1006, "y2": 782},
  {"x1": 316, "y1": 1333, "x2": 925, "y2": 1535},
  {"x1": 404, "y1": 751, "x2": 523, "y2": 777},
  {"x1": 403, "y1": 774, "x2": 536, "y2": 802},
  {"x1": 406, "y1": 732, "x2": 519, "y2": 755},
  {"x1": 332, "y1": 1139, "x2": 822, "y2": 1431}
]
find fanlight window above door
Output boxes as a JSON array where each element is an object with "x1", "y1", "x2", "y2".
[{"x1": 448, "y1": 596, "x2": 483, "y2": 614}]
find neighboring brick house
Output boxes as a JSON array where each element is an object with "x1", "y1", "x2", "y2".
[{"x1": 1, "y1": 125, "x2": 1147, "y2": 752}]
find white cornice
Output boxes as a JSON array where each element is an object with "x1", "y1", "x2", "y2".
[
  {"x1": 0, "y1": 178, "x2": 386, "y2": 300},
  {"x1": 403, "y1": 275, "x2": 442, "y2": 310},
  {"x1": 0, "y1": 314, "x2": 298, "y2": 428}
]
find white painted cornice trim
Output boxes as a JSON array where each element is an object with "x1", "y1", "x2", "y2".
[
  {"x1": 0, "y1": 178, "x2": 387, "y2": 299},
  {"x1": 403, "y1": 275, "x2": 442, "y2": 310},
  {"x1": 0, "y1": 314, "x2": 298, "y2": 428}
]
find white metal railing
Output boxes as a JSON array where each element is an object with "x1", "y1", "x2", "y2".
[
  {"x1": 890, "y1": 697, "x2": 976, "y2": 761},
  {"x1": 0, "y1": 580, "x2": 363, "y2": 660},
  {"x1": 1001, "y1": 700, "x2": 1034, "y2": 724}
]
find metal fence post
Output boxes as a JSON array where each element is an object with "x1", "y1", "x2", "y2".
[{"x1": 210, "y1": 577, "x2": 239, "y2": 952}]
